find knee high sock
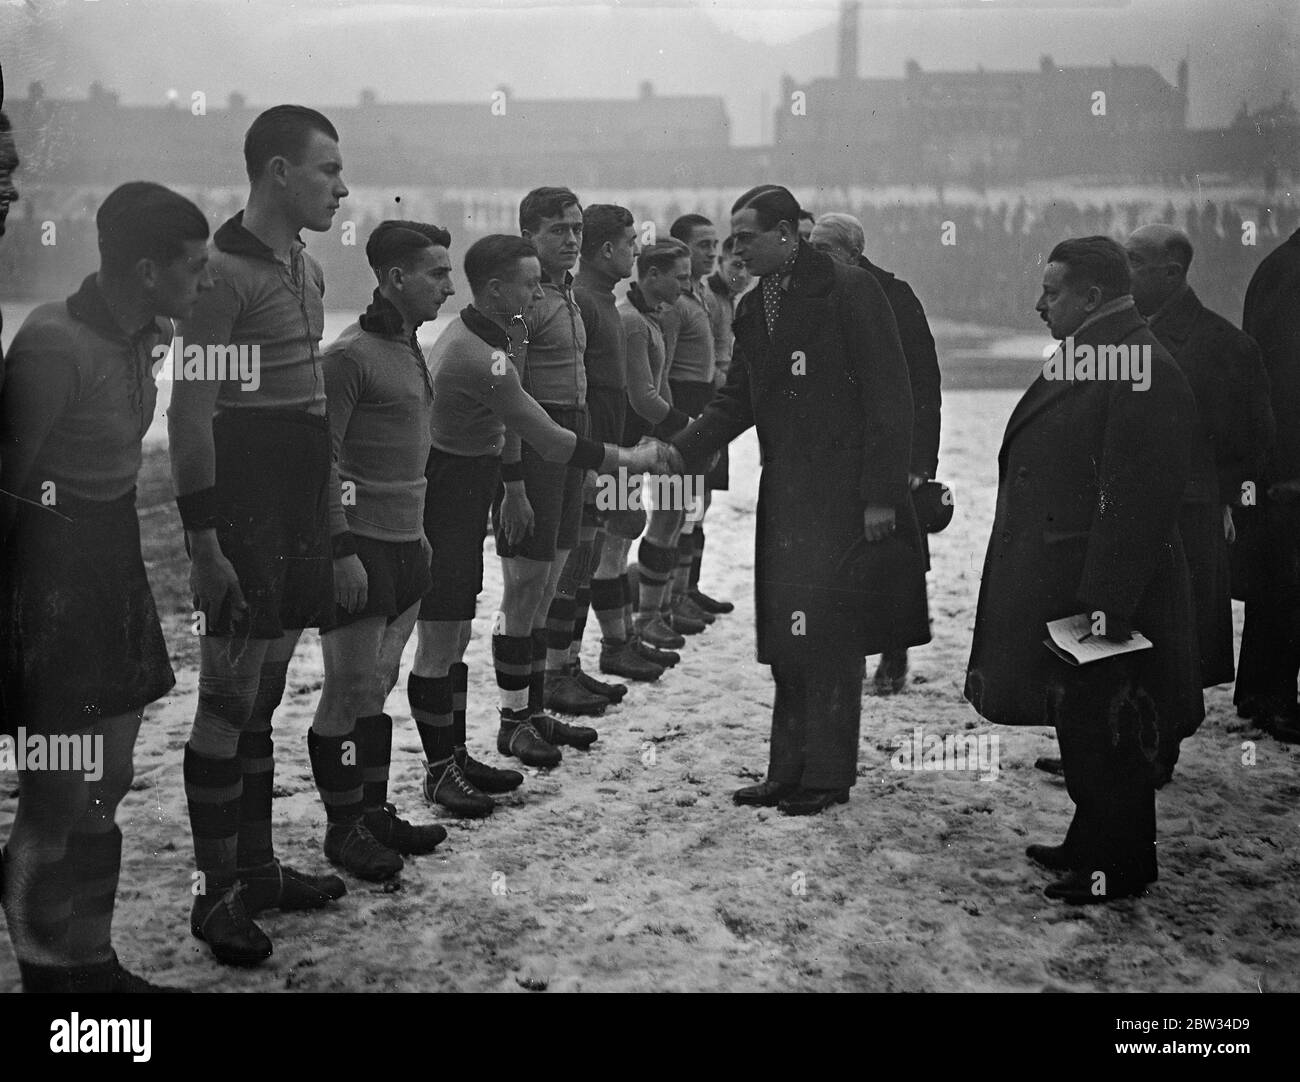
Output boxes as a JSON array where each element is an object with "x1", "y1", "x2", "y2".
[
  {"x1": 184, "y1": 746, "x2": 243, "y2": 874},
  {"x1": 409, "y1": 672, "x2": 455, "y2": 764},
  {"x1": 569, "y1": 521, "x2": 603, "y2": 664},
  {"x1": 620, "y1": 574, "x2": 635, "y2": 639},
  {"x1": 188, "y1": 669, "x2": 259, "y2": 874},
  {"x1": 306, "y1": 729, "x2": 365, "y2": 826},
  {"x1": 545, "y1": 592, "x2": 576, "y2": 673},
  {"x1": 671, "y1": 531, "x2": 695, "y2": 605},
  {"x1": 354, "y1": 713, "x2": 393, "y2": 810},
  {"x1": 530, "y1": 629, "x2": 549, "y2": 718},
  {"x1": 590, "y1": 575, "x2": 627, "y2": 644},
  {"x1": 493, "y1": 633, "x2": 532, "y2": 720},
  {"x1": 236, "y1": 658, "x2": 288, "y2": 869},
  {"x1": 450, "y1": 663, "x2": 470, "y2": 750},
  {"x1": 690, "y1": 528, "x2": 706, "y2": 591},
  {"x1": 3, "y1": 841, "x2": 73, "y2": 966},
  {"x1": 637, "y1": 537, "x2": 677, "y2": 626},
  {"x1": 64, "y1": 825, "x2": 121, "y2": 963}
]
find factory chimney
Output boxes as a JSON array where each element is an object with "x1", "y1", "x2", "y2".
[{"x1": 838, "y1": 0, "x2": 861, "y2": 80}]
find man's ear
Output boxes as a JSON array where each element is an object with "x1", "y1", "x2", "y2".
[
  {"x1": 135, "y1": 257, "x2": 160, "y2": 293},
  {"x1": 1084, "y1": 284, "x2": 1104, "y2": 311}
]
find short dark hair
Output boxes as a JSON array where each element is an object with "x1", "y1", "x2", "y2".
[
  {"x1": 721, "y1": 234, "x2": 737, "y2": 255},
  {"x1": 519, "y1": 186, "x2": 581, "y2": 235},
  {"x1": 670, "y1": 214, "x2": 712, "y2": 244},
  {"x1": 465, "y1": 234, "x2": 538, "y2": 295},
  {"x1": 96, "y1": 181, "x2": 210, "y2": 277},
  {"x1": 1047, "y1": 235, "x2": 1131, "y2": 301},
  {"x1": 731, "y1": 185, "x2": 802, "y2": 233},
  {"x1": 581, "y1": 204, "x2": 635, "y2": 260},
  {"x1": 244, "y1": 105, "x2": 339, "y2": 182},
  {"x1": 637, "y1": 239, "x2": 690, "y2": 278},
  {"x1": 365, "y1": 220, "x2": 451, "y2": 276}
]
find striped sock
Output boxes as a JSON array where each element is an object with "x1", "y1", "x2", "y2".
[
  {"x1": 591, "y1": 575, "x2": 626, "y2": 643},
  {"x1": 355, "y1": 713, "x2": 393, "y2": 810},
  {"x1": 545, "y1": 593, "x2": 576, "y2": 672},
  {"x1": 184, "y1": 744, "x2": 242, "y2": 874},
  {"x1": 637, "y1": 537, "x2": 676, "y2": 624},
  {"x1": 450, "y1": 663, "x2": 470, "y2": 749},
  {"x1": 530, "y1": 628, "x2": 549, "y2": 717},
  {"x1": 569, "y1": 585, "x2": 592, "y2": 665},
  {"x1": 64, "y1": 826, "x2": 121, "y2": 962},
  {"x1": 236, "y1": 658, "x2": 288, "y2": 869},
  {"x1": 11, "y1": 843, "x2": 73, "y2": 963},
  {"x1": 672, "y1": 531, "x2": 695, "y2": 601},
  {"x1": 307, "y1": 729, "x2": 365, "y2": 826},
  {"x1": 493, "y1": 633, "x2": 532, "y2": 717},
  {"x1": 690, "y1": 528, "x2": 706, "y2": 590},
  {"x1": 409, "y1": 673, "x2": 455, "y2": 763}
]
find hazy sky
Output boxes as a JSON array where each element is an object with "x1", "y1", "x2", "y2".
[{"x1": 2, "y1": 0, "x2": 1295, "y2": 144}]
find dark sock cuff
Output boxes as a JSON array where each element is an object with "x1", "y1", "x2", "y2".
[
  {"x1": 409, "y1": 672, "x2": 453, "y2": 712},
  {"x1": 638, "y1": 537, "x2": 678, "y2": 574},
  {"x1": 589, "y1": 576, "x2": 623, "y2": 610}
]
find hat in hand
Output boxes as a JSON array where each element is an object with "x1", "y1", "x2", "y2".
[{"x1": 912, "y1": 480, "x2": 954, "y2": 534}]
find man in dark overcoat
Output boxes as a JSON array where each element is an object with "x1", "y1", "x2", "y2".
[
  {"x1": 1125, "y1": 224, "x2": 1273, "y2": 779},
  {"x1": 667, "y1": 185, "x2": 930, "y2": 817},
  {"x1": 1235, "y1": 225, "x2": 1300, "y2": 743},
  {"x1": 965, "y1": 236, "x2": 1202, "y2": 903},
  {"x1": 808, "y1": 211, "x2": 942, "y2": 694}
]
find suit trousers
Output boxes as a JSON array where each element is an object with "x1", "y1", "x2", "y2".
[
  {"x1": 1058, "y1": 719, "x2": 1158, "y2": 890},
  {"x1": 1235, "y1": 496, "x2": 1300, "y2": 713},
  {"x1": 767, "y1": 654, "x2": 865, "y2": 790}
]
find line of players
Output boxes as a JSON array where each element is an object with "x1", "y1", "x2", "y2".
[{"x1": 0, "y1": 104, "x2": 757, "y2": 986}]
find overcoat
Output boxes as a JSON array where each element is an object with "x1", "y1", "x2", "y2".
[
  {"x1": 1148, "y1": 285, "x2": 1272, "y2": 687},
  {"x1": 673, "y1": 242, "x2": 930, "y2": 665},
  {"x1": 964, "y1": 305, "x2": 1203, "y2": 764}
]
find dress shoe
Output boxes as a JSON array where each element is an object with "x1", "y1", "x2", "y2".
[
  {"x1": 873, "y1": 649, "x2": 908, "y2": 695},
  {"x1": 363, "y1": 802, "x2": 447, "y2": 855},
  {"x1": 572, "y1": 659, "x2": 627, "y2": 701},
  {"x1": 191, "y1": 881, "x2": 274, "y2": 967},
  {"x1": 778, "y1": 787, "x2": 850, "y2": 816},
  {"x1": 1025, "y1": 843, "x2": 1073, "y2": 871},
  {"x1": 20, "y1": 952, "x2": 191, "y2": 993},
  {"x1": 497, "y1": 718, "x2": 563, "y2": 768},
  {"x1": 676, "y1": 594, "x2": 716, "y2": 624},
  {"x1": 637, "y1": 615, "x2": 686, "y2": 650},
  {"x1": 530, "y1": 712, "x2": 599, "y2": 750},
  {"x1": 1044, "y1": 869, "x2": 1148, "y2": 905},
  {"x1": 236, "y1": 859, "x2": 346, "y2": 915},
  {"x1": 323, "y1": 820, "x2": 404, "y2": 881},
  {"x1": 599, "y1": 638, "x2": 664, "y2": 681},
  {"x1": 1265, "y1": 710, "x2": 1300, "y2": 744},
  {"x1": 633, "y1": 633, "x2": 680, "y2": 667},
  {"x1": 689, "y1": 588, "x2": 734, "y2": 615},
  {"x1": 425, "y1": 756, "x2": 496, "y2": 817},
  {"x1": 1034, "y1": 756, "x2": 1064, "y2": 776},
  {"x1": 733, "y1": 779, "x2": 798, "y2": 807},
  {"x1": 543, "y1": 672, "x2": 608, "y2": 716},
  {"x1": 455, "y1": 745, "x2": 523, "y2": 793}
]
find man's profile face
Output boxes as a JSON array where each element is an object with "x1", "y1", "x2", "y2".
[
  {"x1": 151, "y1": 239, "x2": 214, "y2": 319},
  {"x1": 808, "y1": 223, "x2": 856, "y2": 267},
  {"x1": 498, "y1": 255, "x2": 544, "y2": 318},
  {"x1": 525, "y1": 203, "x2": 583, "y2": 276},
  {"x1": 401, "y1": 244, "x2": 455, "y2": 323},
  {"x1": 1124, "y1": 239, "x2": 1177, "y2": 317},
  {"x1": 729, "y1": 208, "x2": 792, "y2": 277},
  {"x1": 1035, "y1": 261, "x2": 1095, "y2": 339},
  {"x1": 283, "y1": 130, "x2": 348, "y2": 233},
  {"x1": 0, "y1": 130, "x2": 20, "y2": 239},
  {"x1": 609, "y1": 224, "x2": 638, "y2": 280}
]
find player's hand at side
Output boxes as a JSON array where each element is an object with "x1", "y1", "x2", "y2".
[{"x1": 334, "y1": 553, "x2": 368, "y2": 613}]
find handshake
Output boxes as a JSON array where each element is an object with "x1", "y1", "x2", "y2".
[{"x1": 622, "y1": 436, "x2": 685, "y2": 476}]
